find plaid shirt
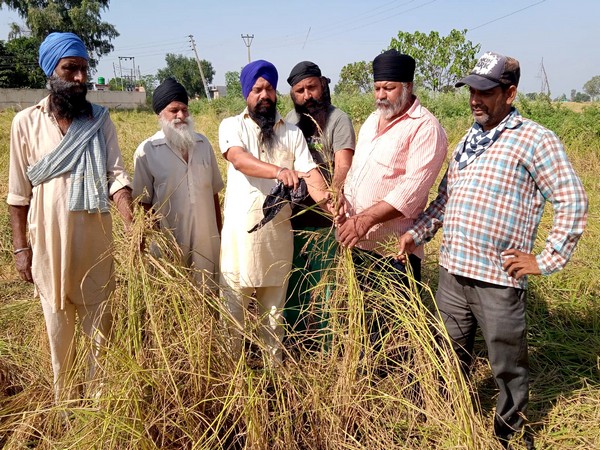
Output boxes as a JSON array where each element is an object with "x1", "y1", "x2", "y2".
[{"x1": 409, "y1": 109, "x2": 588, "y2": 289}]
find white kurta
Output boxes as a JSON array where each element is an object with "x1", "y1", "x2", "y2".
[
  {"x1": 7, "y1": 96, "x2": 131, "y2": 312},
  {"x1": 133, "y1": 130, "x2": 224, "y2": 281},
  {"x1": 218, "y1": 109, "x2": 317, "y2": 287}
]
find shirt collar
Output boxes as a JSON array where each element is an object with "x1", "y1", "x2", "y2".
[{"x1": 504, "y1": 107, "x2": 522, "y2": 130}]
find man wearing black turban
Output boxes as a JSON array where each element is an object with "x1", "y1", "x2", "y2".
[
  {"x1": 284, "y1": 61, "x2": 356, "y2": 347},
  {"x1": 336, "y1": 49, "x2": 448, "y2": 371},
  {"x1": 133, "y1": 77, "x2": 223, "y2": 291}
]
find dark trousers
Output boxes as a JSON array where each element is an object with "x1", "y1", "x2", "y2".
[
  {"x1": 352, "y1": 248, "x2": 422, "y2": 360},
  {"x1": 435, "y1": 266, "x2": 529, "y2": 441}
]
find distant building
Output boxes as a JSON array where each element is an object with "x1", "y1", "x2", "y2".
[{"x1": 209, "y1": 85, "x2": 227, "y2": 99}]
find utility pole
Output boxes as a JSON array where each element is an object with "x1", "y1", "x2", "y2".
[
  {"x1": 241, "y1": 34, "x2": 254, "y2": 63},
  {"x1": 118, "y1": 56, "x2": 135, "y2": 90},
  {"x1": 189, "y1": 34, "x2": 212, "y2": 101},
  {"x1": 539, "y1": 58, "x2": 550, "y2": 97}
]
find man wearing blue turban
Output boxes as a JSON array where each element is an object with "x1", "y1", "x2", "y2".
[
  {"x1": 218, "y1": 60, "x2": 329, "y2": 364},
  {"x1": 7, "y1": 32, "x2": 133, "y2": 403}
]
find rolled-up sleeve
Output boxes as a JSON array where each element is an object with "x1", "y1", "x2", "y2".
[
  {"x1": 104, "y1": 118, "x2": 132, "y2": 195},
  {"x1": 7, "y1": 114, "x2": 33, "y2": 206}
]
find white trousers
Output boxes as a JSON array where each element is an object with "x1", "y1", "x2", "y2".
[
  {"x1": 40, "y1": 296, "x2": 112, "y2": 402},
  {"x1": 221, "y1": 277, "x2": 287, "y2": 364}
]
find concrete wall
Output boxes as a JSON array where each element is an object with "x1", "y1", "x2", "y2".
[{"x1": 0, "y1": 88, "x2": 147, "y2": 111}]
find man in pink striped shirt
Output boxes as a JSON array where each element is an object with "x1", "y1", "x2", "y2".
[{"x1": 336, "y1": 50, "x2": 447, "y2": 367}]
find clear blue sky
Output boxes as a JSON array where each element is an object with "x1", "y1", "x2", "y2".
[{"x1": 1, "y1": 0, "x2": 598, "y2": 97}]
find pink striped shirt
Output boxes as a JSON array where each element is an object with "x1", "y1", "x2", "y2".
[{"x1": 343, "y1": 97, "x2": 447, "y2": 258}]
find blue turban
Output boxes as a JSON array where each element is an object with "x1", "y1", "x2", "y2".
[
  {"x1": 240, "y1": 60, "x2": 278, "y2": 99},
  {"x1": 39, "y1": 32, "x2": 89, "y2": 77}
]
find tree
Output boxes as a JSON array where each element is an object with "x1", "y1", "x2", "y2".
[
  {"x1": 583, "y1": 75, "x2": 600, "y2": 101},
  {"x1": 225, "y1": 70, "x2": 242, "y2": 98},
  {"x1": 389, "y1": 29, "x2": 480, "y2": 92},
  {"x1": 0, "y1": 1, "x2": 119, "y2": 70},
  {"x1": 334, "y1": 61, "x2": 373, "y2": 95},
  {"x1": 0, "y1": 36, "x2": 46, "y2": 87},
  {"x1": 571, "y1": 90, "x2": 591, "y2": 103},
  {"x1": 156, "y1": 54, "x2": 215, "y2": 99}
]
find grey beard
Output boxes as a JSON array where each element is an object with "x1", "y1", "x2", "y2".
[
  {"x1": 376, "y1": 85, "x2": 413, "y2": 120},
  {"x1": 160, "y1": 116, "x2": 196, "y2": 154},
  {"x1": 47, "y1": 75, "x2": 91, "y2": 120}
]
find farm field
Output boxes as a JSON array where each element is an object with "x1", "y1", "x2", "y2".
[{"x1": 0, "y1": 93, "x2": 598, "y2": 449}]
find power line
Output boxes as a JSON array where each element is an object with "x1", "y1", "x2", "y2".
[{"x1": 468, "y1": 0, "x2": 546, "y2": 32}]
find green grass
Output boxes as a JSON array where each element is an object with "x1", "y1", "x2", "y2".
[{"x1": 0, "y1": 94, "x2": 598, "y2": 449}]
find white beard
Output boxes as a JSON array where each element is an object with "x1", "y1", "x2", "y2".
[{"x1": 159, "y1": 115, "x2": 196, "y2": 155}]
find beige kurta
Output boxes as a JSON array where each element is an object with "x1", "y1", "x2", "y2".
[
  {"x1": 7, "y1": 96, "x2": 131, "y2": 312},
  {"x1": 133, "y1": 130, "x2": 224, "y2": 282},
  {"x1": 218, "y1": 109, "x2": 317, "y2": 287}
]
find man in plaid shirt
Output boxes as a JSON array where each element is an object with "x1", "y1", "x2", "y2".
[{"x1": 398, "y1": 52, "x2": 588, "y2": 449}]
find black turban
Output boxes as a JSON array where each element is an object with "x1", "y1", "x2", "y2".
[
  {"x1": 373, "y1": 50, "x2": 415, "y2": 82},
  {"x1": 152, "y1": 77, "x2": 189, "y2": 114},
  {"x1": 287, "y1": 61, "x2": 322, "y2": 86}
]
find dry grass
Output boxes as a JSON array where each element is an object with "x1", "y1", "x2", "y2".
[{"x1": 0, "y1": 95, "x2": 598, "y2": 449}]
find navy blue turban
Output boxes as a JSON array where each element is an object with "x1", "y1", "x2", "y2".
[
  {"x1": 240, "y1": 60, "x2": 278, "y2": 99},
  {"x1": 39, "y1": 32, "x2": 89, "y2": 77}
]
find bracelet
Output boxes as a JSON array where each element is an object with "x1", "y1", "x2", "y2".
[
  {"x1": 275, "y1": 167, "x2": 288, "y2": 179},
  {"x1": 13, "y1": 247, "x2": 31, "y2": 255}
]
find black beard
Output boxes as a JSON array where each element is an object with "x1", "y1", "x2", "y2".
[
  {"x1": 48, "y1": 75, "x2": 91, "y2": 120},
  {"x1": 248, "y1": 98, "x2": 278, "y2": 150},
  {"x1": 294, "y1": 96, "x2": 330, "y2": 140}
]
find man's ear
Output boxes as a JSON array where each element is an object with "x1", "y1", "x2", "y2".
[{"x1": 506, "y1": 85, "x2": 518, "y2": 104}]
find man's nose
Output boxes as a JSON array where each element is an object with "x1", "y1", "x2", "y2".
[{"x1": 73, "y1": 69, "x2": 86, "y2": 83}]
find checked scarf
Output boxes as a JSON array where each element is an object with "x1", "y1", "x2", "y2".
[
  {"x1": 455, "y1": 110, "x2": 514, "y2": 170},
  {"x1": 27, "y1": 104, "x2": 110, "y2": 213}
]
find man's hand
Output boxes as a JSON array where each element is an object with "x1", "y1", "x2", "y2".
[
  {"x1": 333, "y1": 194, "x2": 349, "y2": 227},
  {"x1": 502, "y1": 249, "x2": 541, "y2": 280},
  {"x1": 276, "y1": 167, "x2": 309, "y2": 191},
  {"x1": 395, "y1": 232, "x2": 417, "y2": 264},
  {"x1": 15, "y1": 249, "x2": 33, "y2": 283},
  {"x1": 112, "y1": 187, "x2": 134, "y2": 230},
  {"x1": 337, "y1": 213, "x2": 373, "y2": 248}
]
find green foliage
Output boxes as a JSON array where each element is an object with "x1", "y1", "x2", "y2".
[
  {"x1": 0, "y1": 0, "x2": 118, "y2": 71},
  {"x1": 334, "y1": 61, "x2": 373, "y2": 95},
  {"x1": 188, "y1": 95, "x2": 246, "y2": 118},
  {"x1": 107, "y1": 77, "x2": 125, "y2": 91},
  {"x1": 156, "y1": 53, "x2": 215, "y2": 99},
  {"x1": 332, "y1": 91, "x2": 375, "y2": 125},
  {"x1": 570, "y1": 89, "x2": 591, "y2": 102},
  {"x1": 224, "y1": 70, "x2": 242, "y2": 98},
  {"x1": 0, "y1": 37, "x2": 45, "y2": 88},
  {"x1": 389, "y1": 29, "x2": 479, "y2": 92},
  {"x1": 583, "y1": 75, "x2": 600, "y2": 101}
]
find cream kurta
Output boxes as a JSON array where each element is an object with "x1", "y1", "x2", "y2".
[
  {"x1": 7, "y1": 97, "x2": 131, "y2": 311},
  {"x1": 219, "y1": 109, "x2": 317, "y2": 287},
  {"x1": 133, "y1": 130, "x2": 224, "y2": 281}
]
